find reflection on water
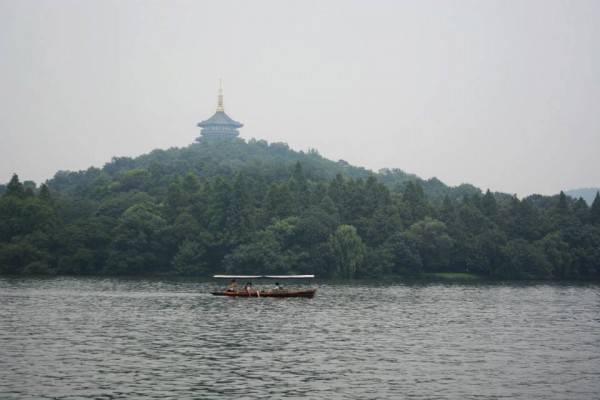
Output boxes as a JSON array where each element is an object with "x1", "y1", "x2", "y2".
[{"x1": 1, "y1": 277, "x2": 599, "y2": 399}]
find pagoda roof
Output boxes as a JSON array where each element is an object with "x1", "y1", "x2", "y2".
[{"x1": 197, "y1": 111, "x2": 243, "y2": 128}]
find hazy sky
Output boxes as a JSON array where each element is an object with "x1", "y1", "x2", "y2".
[{"x1": 1, "y1": 0, "x2": 599, "y2": 198}]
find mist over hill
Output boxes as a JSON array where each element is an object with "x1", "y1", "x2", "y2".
[
  {"x1": 1, "y1": 138, "x2": 599, "y2": 280},
  {"x1": 0, "y1": 137, "x2": 584, "y2": 204},
  {"x1": 43, "y1": 138, "x2": 483, "y2": 203},
  {"x1": 565, "y1": 188, "x2": 600, "y2": 206}
]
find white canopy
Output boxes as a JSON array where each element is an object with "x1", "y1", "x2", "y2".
[{"x1": 213, "y1": 274, "x2": 314, "y2": 279}]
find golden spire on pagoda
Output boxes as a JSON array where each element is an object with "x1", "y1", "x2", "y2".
[{"x1": 216, "y1": 79, "x2": 224, "y2": 112}]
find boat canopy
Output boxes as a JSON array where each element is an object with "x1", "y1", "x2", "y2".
[{"x1": 213, "y1": 274, "x2": 314, "y2": 279}]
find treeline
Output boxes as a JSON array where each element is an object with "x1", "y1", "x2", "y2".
[{"x1": 1, "y1": 139, "x2": 599, "y2": 279}]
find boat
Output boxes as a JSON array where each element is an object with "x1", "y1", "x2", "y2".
[
  {"x1": 211, "y1": 275, "x2": 317, "y2": 298},
  {"x1": 211, "y1": 288, "x2": 317, "y2": 298}
]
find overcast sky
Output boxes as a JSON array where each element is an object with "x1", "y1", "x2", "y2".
[{"x1": 1, "y1": 0, "x2": 599, "y2": 198}]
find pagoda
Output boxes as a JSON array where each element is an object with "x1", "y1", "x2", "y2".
[{"x1": 196, "y1": 83, "x2": 243, "y2": 140}]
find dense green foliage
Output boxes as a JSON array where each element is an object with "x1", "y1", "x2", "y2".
[{"x1": 1, "y1": 138, "x2": 599, "y2": 279}]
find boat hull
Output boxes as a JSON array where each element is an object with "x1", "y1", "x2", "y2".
[{"x1": 211, "y1": 289, "x2": 317, "y2": 298}]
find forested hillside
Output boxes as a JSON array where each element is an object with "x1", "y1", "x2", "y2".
[{"x1": 1, "y1": 138, "x2": 599, "y2": 279}]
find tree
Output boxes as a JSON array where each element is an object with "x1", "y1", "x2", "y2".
[
  {"x1": 556, "y1": 191, "x2": 569, "y2": 213},
  {"x1": 572, "y1": 198, "x2": 590, "y2": 224},
  {"x1": 403, "y1": 218, "x2": 453, "y2": 272},
  {"x1": 294, "y1": 209, "x2": 338, "y2": 276},
  {"x1": 4, "y1": 173, "x2": 25, "y2": 198},
  {"x1": 472, "y1": 228, "x2": 508, "y2": 276},
  {"x1": 590, "y1": 191, "x2": 600, "y2": 224},
  {"x1": 203, "y1": 177, "x2": 231, "y2": 233},
  {"x1": 0, "y1": 195, "x2": 58, "y2": 242},
  {"x1": 563, "y1": 224, "x2": 600, "y2": 278},
  {"x1": 104, "y1": 203, "x2": 168, "y2": 274},
  {"x1": 402, "y1": 181, "x2": 429, "y2": 223},
  {"x1": 289, "y1": 161, "x2": 309, "y2": 209},
  {"x1": 223, "y1": 217, "x2": 307, "y2": 275},
  {"x1": 383, "y1": 232, "x2": 423, "y2": 275},
  {"x1": 439, "y1": 196, "x2": 458, "y2": 229},
  {"x1": 0, "y1": 233, "x2": 53, "y2": 274},
  {"x1": 38, "y1": 184, "x2": 52, "y2": 202},
  {"x1": 328, "y1": 225, "x2": 366, "y2": 278},
  {"x1": 361, "y1": 245, "x2": 394, "y2": 278},
  {"x1": 173, "y1": 239, "x2": 210, "y2": 275},
  {"x1": 328, "y1": 173, "x2": 347, "y2": 210},
  {"x1": 502, "y1": 197, "x2": 545, "y2": 241},
  {"x1": 360, "y1": 204, "x2": 403, "y2": 246},
  {"x1": 110, "y1": 168, "x2": 150, "y2": 192},
  {"x1": 535, "y1": 232, "x2": 572, "y2": 278},
  {"x1": 265, "y1": 182, "x2": 298, "y2": 218},
  {"x1": 56, "y1": 216, "x2": 116, "y2": 274},
  {"x1": 226, "y1": 172, "x2": 256, "y2": 244},
  {"x1": 182, "y1": 172, "x2": 201, "y2": 193},
  {"x1": 500, "y1": 239, "x2": 552, "y2": 279},
  {"x1": 458, "y1": 201, "x2": 488, "y2": 235},
  {"x1": 481, "y1": 189, "x2": 498, "y2": 218}
]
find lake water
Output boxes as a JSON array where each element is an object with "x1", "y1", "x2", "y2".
[{"x1": 1, "y1": 277, "x2": 599, "y2": 399}]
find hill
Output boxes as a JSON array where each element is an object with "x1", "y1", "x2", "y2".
[
  {"x1": 42, "y1": 138, "x2": 482, "y2": 203},
  {"x1": 566, "y1": 188, "x2": 600, "y2": 206},
  {"x1": 1, "y1": 138, "x2": 599, "y2": 279}
]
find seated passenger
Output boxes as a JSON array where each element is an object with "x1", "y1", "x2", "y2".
[
  {"x1": 244, "y1": 282, "x2": 260, "y2": 297},
  {"x1": 228, "y1": 279, "x2": 238, "y2": 292}
]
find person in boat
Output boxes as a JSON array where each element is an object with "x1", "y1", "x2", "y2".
[
  {"x1": 244, "y1": 282, "x2": 260, "y2": 297},
  {"x1": 227, "y1": 279, "x2": 238, "y2": 292},
  {"x1": 265, "y1": 282, "x2": 283, "y2": 294}
]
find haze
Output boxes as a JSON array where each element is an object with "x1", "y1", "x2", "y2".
[{"x1": 1, "y1": 0, "x2": 599, "y2": 198}]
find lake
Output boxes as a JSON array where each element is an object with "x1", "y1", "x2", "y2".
[{"x1": 1, "y1": 276, "x2": 598, "y2": 399}]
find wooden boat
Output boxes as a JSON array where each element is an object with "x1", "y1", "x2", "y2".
[
  {"x1": 211, "y1": 274, "x2": 316, "y2": 298},
  {"x1": 211, "y1": 288, "x2": 317, "y2": 298}
]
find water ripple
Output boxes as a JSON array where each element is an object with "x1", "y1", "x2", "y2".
[{"x1": 1, "y1": 277, "x2": 599, "y2": 399}]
